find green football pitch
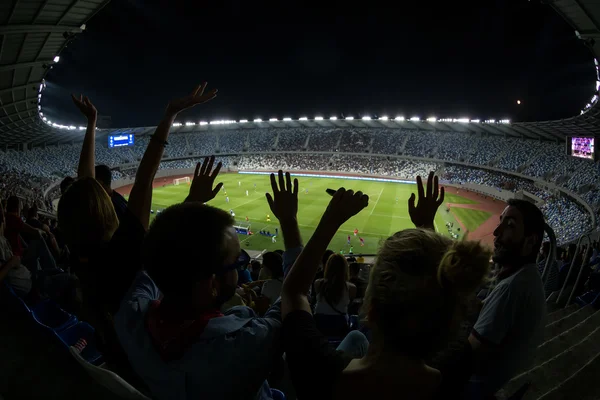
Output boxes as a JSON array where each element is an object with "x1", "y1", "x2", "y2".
[{"x1": 145, "y1": 173, "x2": 489, "y2": 254}]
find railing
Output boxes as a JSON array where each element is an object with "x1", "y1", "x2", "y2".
[
  {"x1": 555, "y1": 233, "x2": 593, "y2": 307},
  {"x1": 541, "y1": 223, "x2": 558, "y2": 289}
]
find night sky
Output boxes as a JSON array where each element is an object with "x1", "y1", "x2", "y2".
[{"x1": 41, "y1": 0, "x2": 595, "y2": 129}]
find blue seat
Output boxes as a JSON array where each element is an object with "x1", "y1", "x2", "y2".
[
  {"x1": 270, "y1": 388, "x2": 286, "y2": 400},
  {"x1": 1, "y1": 282, "x2": 31, "y2": 314},
  {"x1": 56, "y1": 322, "x2": 103, "y2": 365},
  {"x1": 31, "y1": 299, "x2": 78, "y2": 332}
]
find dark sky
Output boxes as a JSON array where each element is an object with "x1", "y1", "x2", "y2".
[{"x1": 41, "y1": 0, "x2": 596, "y2": 128}]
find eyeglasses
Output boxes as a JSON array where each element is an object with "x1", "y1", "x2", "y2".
[{"x1": 217, "y1": 249, "x2": 251, "y2": 275}]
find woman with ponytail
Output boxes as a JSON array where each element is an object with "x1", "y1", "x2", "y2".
[{"x1": 281, "y1": 172, "x2": 491, "y2": 400}]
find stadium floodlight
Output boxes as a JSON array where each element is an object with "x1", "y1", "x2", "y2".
[
  {"x1": 330, "y1": 116, "x2": 338, "y2": 120},
  {"x1": 426, "y1": 117, "x2": 437, "y2": 122},
  {"x1": 239, "y1": 119, "x2": 248, "y2": 123},
  {"x1": 253, "y1": 118, "x2": 262, "y2": 122},
  {"x1": 315, "y1": 116, "x2": 324, "y2": 121},
  {"x1": 485, "y1": 119, "x2": 495, "y2": 124},
  {"x1": 299, "y1": 117, "x2": 308, "y2": 121},
  {"x1": 410, "y1": 116, "x2": 420, "y2": 122},
  {"x1": 42, "y1": 117, "x2": 47, "y2": 121},
  {"x1": 380, "y1": 116, "x2": 389, "y2": 121},
  {"x1": 39, "y1": 83, "x2": 44, "y2": 92},
  {"x1": 185, "y1": 122, "x2": 195, "y2": 126},
  {"x1": 269, "y1": 118, "x2": 278, "y2": 122},
  {"x1": 209, "y1": 121, "x2": 221, "y2": 125},
  {"x1": 362, "y1": 116, "x2": 371, "y2": 121},
  {"x1": 78, "y1": 126, "x2": 85, "y2": 130},
  {"x1": 395, "y1": 116, "x2": 405, "y2": 121},
  {"x1": 68, "y1": 125, "x2": 76, "y2": 130},
  {"x1": 53, "y1": 56, "x2": 60, "y2": 63},
  {"x1": 38, "y1": 93, "x2": 42, "y2": 98},
  {"x1": 283, "y1": 117, "x2": 292, "y2": 121},
  {"x1": 38, "y1": 105, "x2": 41, "y2": 111},
  {"x1": 172, "y1": 122, "x2": 182, "y2": 127},
  {"x1": 455, "y1": 118, "x2": 469, "y2": 123},
  {"x1": 199, "y1": 121, "x2": 208, "y2": 125},
  {"x1": 345, "y1": 116, "x2": 354, "y2": 120},
  {"x1": 500, "y1": 119, "x2": 510, "y2": 124},
  {"x1": 470, "y1": 119, "x2": 480, "y2": 123}
]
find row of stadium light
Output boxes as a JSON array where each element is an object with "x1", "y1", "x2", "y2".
[
  {"x1": 580, "y1": 58, "x2": 600, "y2": 115},
  {"x1": 37, "y1": 55, "x2": 92, "y2": 131},
  {"x1": 173, "y1": 116, "x2": 511, "y2": 127}
]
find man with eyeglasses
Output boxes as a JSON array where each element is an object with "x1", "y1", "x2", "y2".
[{"x1": 115, "y1": 158, "x2": 303, "y2": 400}]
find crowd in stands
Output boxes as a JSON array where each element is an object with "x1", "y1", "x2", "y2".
[
  {"x1": 4, "y1": 89, "x2": 600, "y2": 400},
  {"x1": 2, "y1": 125, "x2": 598, "y2": 246},
  {"x1": 277, "y1": 128, "x2": 308, "y2": 151}
]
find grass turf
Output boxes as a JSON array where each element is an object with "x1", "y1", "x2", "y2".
[
  {"x1": 145, "y1": 173, "x2": 487, "y2": 254},
  {"x1": 450, "y1": 208, "x2": 493, "y2": 232}
]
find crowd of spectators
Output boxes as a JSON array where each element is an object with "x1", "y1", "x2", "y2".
[
  {"x1": 306, "y1": 129, "x2": 341, "y2": 152},
  {"x1": 246, "y1": 129, "x2": 276, "y2": 151},
  {"x1": 3, "y1": 89, "x2": 600, "y2": 400},
  {"x1": 2, "y1": 126, "x2": 598, "y2": 245},
  {"x1": 276, "y1": 128, "x2": 308, "y2": 151}
]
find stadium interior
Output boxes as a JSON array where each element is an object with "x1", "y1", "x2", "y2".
[{"x1": 2, "y1": 0, "x2": 600, "y2": 400}]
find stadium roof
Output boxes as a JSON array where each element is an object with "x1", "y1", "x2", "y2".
[
  {"x1": 1, "y1": 0, "x2": 600, "y2": 147},
  {"x1": 0, "y1": 0, "x2": 109, "y2": 146}
]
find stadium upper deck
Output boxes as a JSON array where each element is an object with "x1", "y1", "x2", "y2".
[{"x1": 0, "y1": 0, "x2": 599, "y2": 146}]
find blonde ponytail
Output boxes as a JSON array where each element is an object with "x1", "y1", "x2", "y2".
[{"x1": 437, "y1": 239, "x2": 491, "y2": 295}]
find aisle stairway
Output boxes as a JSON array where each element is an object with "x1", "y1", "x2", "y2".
[{"x1": 498, "y1": 303, "x2": 600, "y2": 400}]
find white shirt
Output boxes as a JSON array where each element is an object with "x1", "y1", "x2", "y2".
[
  {"x1": 472, "y1": 264, "x2": 547, "y2": 394},
  {"x1": 314, "y1": 281, "x2": 351, "y2": 315},
  {"x1": 261, "y1": 278, "x2": 283, "y2": 304}
]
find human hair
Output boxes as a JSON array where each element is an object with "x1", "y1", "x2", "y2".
[
  {"x1": 322, "y1": 249, "x2": 335, "y2": 267},
  {"x1": 319, "y1": 253, "x2": 350, "y2": 306},
  {"x1": 57, "y1": 177, "x2": 119, "y2": 254},
  {"x1": 363, "y1": 229, "x2": 490, "y2": 359},
  {"x1": 94, "y1": 165, "x2": 112, "y2": 188},
  {"x1": 60, "y1": 176, "x2": 75, "y2": 195},
  {"x1": 349, "y1": 262, "x2": 361, "y2": 278},
  {"x1": 142, "y1": 202, "x2": 234, "y2": 303},
  {"x1": 506, "y1": 198, "x2": 545, "y2": 257},
  {"x1": 262, "y1": 252, "x2": 283, "y2": 279},
  {"x1": 27, "y1": 205, "x2": 38, "y2": 220},
  {"x1": 6, "y1": 196, "x2": 20, "y2": 213}
]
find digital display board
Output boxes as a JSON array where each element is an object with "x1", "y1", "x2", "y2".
[
  {"x1": 568, "y1": 136, "x2": 595, "y2": 161},
  {"x1": 108, "y1": 134, "x2": 134, "y2": 148}
]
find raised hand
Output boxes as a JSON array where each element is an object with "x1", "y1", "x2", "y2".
[
  {"x1": 265, "y1": 170, "x2": 298, "y2": 222},
  {"x1": 166, "y1": 82, "x2": 218, "y2": 117},
  {"x1": 323, "y1": 188, "x2": 369, "y2": 227},
  {"x1": 408, "y1": 171, "x2": 445, "y2": 230},
  {"x1": 71, "y1": 94, "x2": 97, "y2": 120},
  {"x1": 186, "y1": 156, "x2": 223, "y2": 203}
]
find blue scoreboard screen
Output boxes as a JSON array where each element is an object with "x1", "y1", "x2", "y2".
[{"x1": 108, "y1": 134, "x2": 134, "y2": 148}]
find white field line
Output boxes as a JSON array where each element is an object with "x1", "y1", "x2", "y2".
[
  {"x1": 369, "y1": 188, "x2": 384, "y2": 217},
  {"x1": 240, "y1": 224, "x2": 272, "y2": 244},
  {"x1": 370, "y1": 213, "x2": 410, "y2": 220}
]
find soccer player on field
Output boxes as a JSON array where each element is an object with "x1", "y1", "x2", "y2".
[
  {"x1": 226, "y1": 196, "x2": 229, "y2": 203},
  {"x1": 245, "y1": 216, "x2": 249, "y2": 222},
  {"x1": 347, "y1": 235, "x2": 351, "y2": 245},
  {"x1": 359, "y1": 237, "x2": 365, "y2": 247},
  {"x1": 353, "y1": 228, "x2": 358, "y2": 236},
  {"x1": 271, "y1": 235, "x2": 277, "y2": 243},
  {"x1": 266, "y1": 214, "x2": 271, "y2": 222},
  {"x1": 246, "y1": 190, "x2": 249, "y2": 196}
]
